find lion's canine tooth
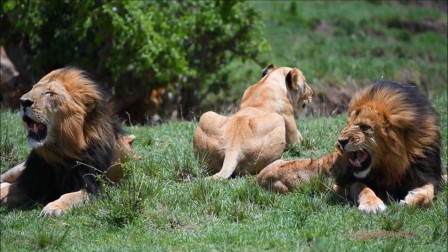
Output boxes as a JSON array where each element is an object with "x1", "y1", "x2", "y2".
[{"x1": 349, "y1": 158, "x2": 362, "y2": 167}]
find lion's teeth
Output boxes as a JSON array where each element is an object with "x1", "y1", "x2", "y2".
[{"x1": 349, "y1": 158, "x2": 361, "y2": 167}]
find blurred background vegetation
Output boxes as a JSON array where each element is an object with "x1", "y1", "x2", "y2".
[{"x1": 1, "y1": 0, "x2": 447, "y2": 124}]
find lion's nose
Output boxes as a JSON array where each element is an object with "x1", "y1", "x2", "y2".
[
  {"x1": 20, "y1": 98, "x2": 34, "y2": 108},
  {"x1": 338, "y1": 139, "x2": 349, "y2": 149}
]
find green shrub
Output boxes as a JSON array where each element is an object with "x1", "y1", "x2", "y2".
[{"x1": 1, "y1": 0, "x2": 268, "y2": 118}]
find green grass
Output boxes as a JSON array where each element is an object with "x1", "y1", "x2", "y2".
[
  {"x1": 206, "y1": 1, "x2": 447, "y2": 110},
  {"x1": 1, "y1": 93, "x2": 446, "y2": 251},
  {"x1": 1, "y1": 2, "x2": 447, "y2": 251}
]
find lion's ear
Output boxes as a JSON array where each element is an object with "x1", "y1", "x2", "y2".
[
  {"x1": 84, "y1": 99, "x2": 96, "y2": 113},
  {"x1": 286, "y1": 68, "x2": 304, "y2": 91},
  {"x1": 124, "y1": 134, "x2": 136, "y2": 145},
  {"x1": 80, "y1": 90, "x2": 101, "y2": 113},
  {"x1": 262, "y1": 64, "x2": 275, "y2": 77}
]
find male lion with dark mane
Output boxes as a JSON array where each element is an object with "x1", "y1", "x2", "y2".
[
  {"x1": 194, "y1": 65, "x2": 313, "y2": 179},
  {"x1": 0, "y1": 67, "x2": 138, "y2": 217},
  {"x1": 257, "y1": 81, "x2": 442, "y2": 213}
]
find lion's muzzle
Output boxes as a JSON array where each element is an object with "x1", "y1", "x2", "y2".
[
  {"x1": 20, "y1": 98, "x2": 34, "y2": 108},
  {"x1": 349, "y1": 149, "x2": 372, "y2": 179},
  {"x1": 338, "y1": 139, "x2": 349, "y2": 150},
  {"x1": 338, "y1": 138, "x2": 372, "y2": 178},
  {"x1": 23, "y1": 115, "x2": 48, "y2": 144},
  {"x1": 19, "y1": 96, "x2": 48, "y2": 147}
]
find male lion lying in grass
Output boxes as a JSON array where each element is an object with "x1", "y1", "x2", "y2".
[
  {"x1": 194, "y1": 65, "x2": 313, "y2": 179},
  {"x1": 257, "y1": 81, "x2": 443, "y2": 213},
  {"x1": 0, "y1": 67, "x2": 139, "y2": 217}
]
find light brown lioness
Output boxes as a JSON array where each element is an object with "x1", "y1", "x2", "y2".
[{"x1": 193, "y1": 65, "x2": 313, "y2": 179}]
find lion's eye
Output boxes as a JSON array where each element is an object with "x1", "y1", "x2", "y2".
[
  {"x1": 44, "y1": 91, "x2": 54, "y2": 97},
  {"x1": 359, "y1": 124, "x2": 372, "y2": 131}
]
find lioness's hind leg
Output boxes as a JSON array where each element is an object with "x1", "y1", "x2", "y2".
[
  {"x1": 256, "y1": 160, "x2": 291, "y2": 192},
  {"x1": 399, "y1": 183, "x2": 434, "y2": 208},
  {"x1": 196, "y1": 111, "x2": 227, "y2": 134},
  {"x1": 194, "y1": 111, "x2": 228, "y2": 175},
  {"x1": 40, "y1": 190, "x2": 89, "y2": 217}
]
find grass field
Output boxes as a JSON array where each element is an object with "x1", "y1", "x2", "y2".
[
  {"x1": 1, "y1": 1, "x2": 447, "y2": 251},
  {"x1": 207, "y1": 1, "x2": 447, "y2": 112},
  {"x1": 1, "y1": 93, "x2": 446, "y2": 251}
]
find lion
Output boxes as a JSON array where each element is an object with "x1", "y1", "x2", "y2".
[
  {"x1": 257, "y1": 81, "x2": 442, "y2": 213},
  {"x1": 0, "y1": 133, "x2": 139, "y2": 185},
  {"x1": 0, "y1": 67, "x2": 138, "y2": 217},
  {"x1": 193, "y1": 65, "x2": 313, "y2": 179}
]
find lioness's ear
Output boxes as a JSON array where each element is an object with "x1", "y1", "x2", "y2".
[
  {"x1": 262, "y1": 64, "x2": 275, "y2": 77},
  {"x1": 285, "y1": 68, "x2": 304, "y2": 91}
]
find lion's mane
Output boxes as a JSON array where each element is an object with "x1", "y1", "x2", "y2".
[
  {"x1": 16, "y1": 67, "x2": 123, "y2": 203},
  {"x1": 332, "y1": 81, "x2": 442, "y2": 199}
]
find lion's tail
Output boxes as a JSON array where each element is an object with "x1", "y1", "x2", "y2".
[{"x1": 211, "y1": 151, "x2": 239, "y2": 179}]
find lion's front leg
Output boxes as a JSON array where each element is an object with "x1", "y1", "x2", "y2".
[
  {"x1": 348, "y1": 182, "x2": 386, "y2": 214},
  {"x1": 399, "y1": 183, "x2": 434, "y2": 208},
  {"x1": 40, "y1": 190, "x2": 89, "y2": 217},
  {"x1": 0, "y1": 182, "x2": 28, "y2": 207},
  {"x1": 1, "y1": 162, "x2": 26, "y2": 183},
  {"x1": 284, "y1": 115, "x2": 302, "y2": 144}
]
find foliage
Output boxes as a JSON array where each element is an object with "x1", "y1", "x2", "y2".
[{"x1": 1, "y1": 0, "x2": 268, "y2": 119}]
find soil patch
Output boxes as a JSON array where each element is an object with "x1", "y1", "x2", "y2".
[{"x1": 350, "y1": 230, "x2": 414, "y2": 241}]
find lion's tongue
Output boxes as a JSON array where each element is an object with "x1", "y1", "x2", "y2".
[
  {"x1": 350, "y1": 150, "x2": 368, "y2": 168},
  {"x1": 30, "y1": 122, "x2": 45, "y2": 134}
]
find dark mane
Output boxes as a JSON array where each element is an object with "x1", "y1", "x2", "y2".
[{"x1": 334, "y1": 81, "x2": 442, "y2": 200}]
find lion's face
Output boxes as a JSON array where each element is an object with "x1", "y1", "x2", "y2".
[
  {"x1": 337, "y1": 105, "x2": 386, "y2": 179},
  {"x1": 19, "y1": 69, "x2": 101, "y2": 156},
  {"x1": 20, "y1": 80, "x2": 70, "y2": 148}
]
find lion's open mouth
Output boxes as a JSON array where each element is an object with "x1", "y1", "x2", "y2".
[
  {"x1": 349, "y1": 149, "x2": 371, "y2": 178},
  {"x1": 23, "y1": 115, "x2": 47, "y2": 142}
]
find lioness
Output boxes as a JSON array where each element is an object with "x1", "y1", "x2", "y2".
[{"x1": 193, "y1": 65, "x2": 313, "y2": 179}]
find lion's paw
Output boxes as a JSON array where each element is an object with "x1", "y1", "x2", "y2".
[
  {"x1": 0, "y1": 182, "x2": 11, "y2": 190},
  {"x1": 399, "y1": 188, "x2": 432, "y2": 207},
  {"x1": 40, "y1": 203, "x2": 67, "y2": 217},
  {"x1": 358, "y1": 199, "x2": 386, "y2": 214},
  {"x1": 0, "y1": 183, "x2": 11, "y2": 204}
]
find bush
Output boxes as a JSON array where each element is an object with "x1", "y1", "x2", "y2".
[{"x1": 1, "y1": 0, "x2": 268, "y2": 121}]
